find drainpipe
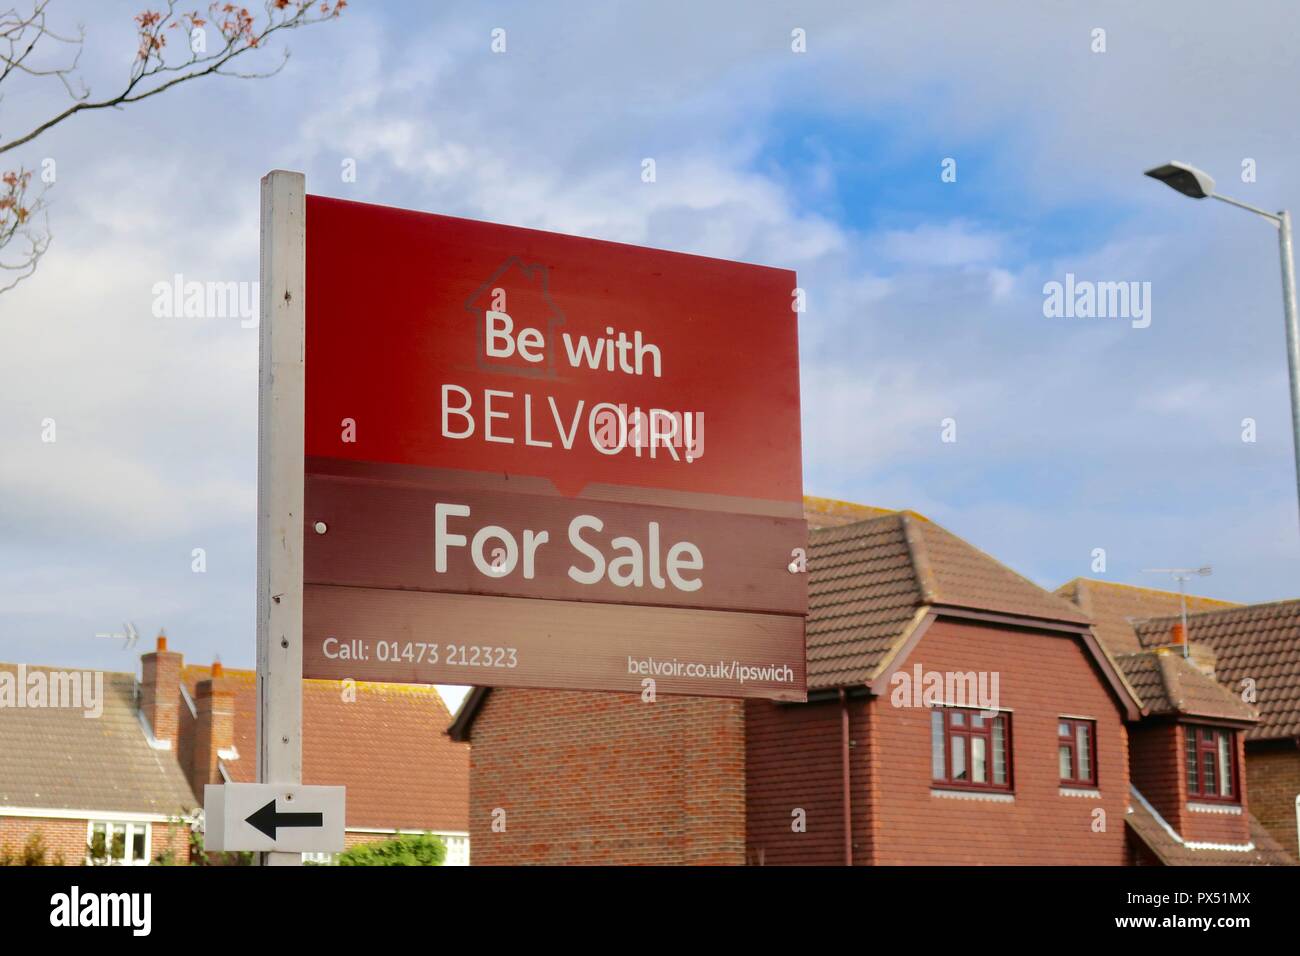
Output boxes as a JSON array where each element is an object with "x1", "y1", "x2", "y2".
[{"x1": 840, "y1": 688, "x2": 853, "y2": 866}]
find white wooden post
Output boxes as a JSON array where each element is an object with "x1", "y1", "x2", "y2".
[{"x1": 256, "y1": 170, "x2": 306, "y2": 866}]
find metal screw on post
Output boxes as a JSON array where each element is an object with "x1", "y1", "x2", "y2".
[{"x1": 1144, "y1": 161, "x2": 1300, "y2": 536}]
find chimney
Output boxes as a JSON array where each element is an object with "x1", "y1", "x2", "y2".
[
  {"x1": 140, "y1": 631, "x2": 183, "y2": 749},
  {"x1": 191, "y1": 662, "x2": 236, "y2": 797},
  {"x1": 1188, "y1": 640, "x2": 1217, "y2": 678}
]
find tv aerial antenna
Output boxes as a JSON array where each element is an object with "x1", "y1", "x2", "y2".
[
  {"x1": 94, "y1": 621, "x2": 140, "y2": 650},
  {"x1": 1141, "y1": 566, "x2": 1212, "y2": 658}
]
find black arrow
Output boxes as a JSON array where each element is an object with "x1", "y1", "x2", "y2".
[{"x1": 245, "y1": 799, "x2": 324, "y2": 840}]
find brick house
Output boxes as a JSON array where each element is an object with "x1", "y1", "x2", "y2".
[
  {"x1": 450, "y1": 501, "x2": 1292, "y2": 865},
  {"x1": 1111, "y1": 647, "x2": 1276, "y2": 863},
  {"x1": 0, "y1": 662, "x2": 195, "y2": 865},
  {"x1": 1057, "y1": 580, "x2": 1300, "y2": 860},
  {"x1": 1143, "y1": 601, "x2": 1300, "y2": 861},
  {"x1": 0, "y1": 635, "x2": 470, "y2": 864}
]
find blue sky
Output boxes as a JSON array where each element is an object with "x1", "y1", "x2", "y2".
[{"x1": 2, "y1": 1, "x2": 1298, "y2": 709}]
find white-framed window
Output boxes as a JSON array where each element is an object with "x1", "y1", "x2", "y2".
[
  {"x1": 301, "y1": 851, "x2": 339, "y2": 865},
  {"x1": 87, "y1": 820, "x2": 151, "y2": 866},
  {"x1": 442, "y1": 834, "x2": 470, "y2": 867}
]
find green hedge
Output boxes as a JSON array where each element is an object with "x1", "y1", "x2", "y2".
[{"x1": 336, "y1": 832, "x2": 447, "y2": 866}]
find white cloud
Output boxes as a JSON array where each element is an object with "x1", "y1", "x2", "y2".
[
  {"x1": 875, "y1": 221, "x2": 1007, "y2": 268},
  {"x1": 3, "y1": 0, "x2": 1299, "y2": 673}
]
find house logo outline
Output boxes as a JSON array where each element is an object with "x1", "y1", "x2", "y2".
[{"x1": 464, "y1": 256, "x2": 567, "y2": 380}]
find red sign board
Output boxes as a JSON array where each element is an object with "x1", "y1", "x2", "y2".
[{"x1": 302, "y1": 196, "x2": 806, "y2": 700}]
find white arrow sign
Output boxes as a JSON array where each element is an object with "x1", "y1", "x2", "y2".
[{"x1": 204, "y1": 784, "x2": 345, "y2": 853}]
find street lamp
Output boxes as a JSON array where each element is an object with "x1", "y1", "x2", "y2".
[{"x1": 1145, "y1": 160, "x2": 1300, "y2": 533}]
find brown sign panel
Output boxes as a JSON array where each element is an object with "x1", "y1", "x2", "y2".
[
  {"x1": 303, "y1": 585, "x2": 805, "y2": 700},
  {"x1": 304, "y1": 459, "x2": 804, "y2": 615},
  {"x1": 304, "y1": 196, "x2": 806, "y2": 699}
]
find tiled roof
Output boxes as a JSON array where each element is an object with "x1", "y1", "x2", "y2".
[
  {"x1": 1055, "y1": 578, "x2": 1239, "y2": 655},
  {"x1": 807, "y1": 515, "x2": 920, "y2": 688},
  {"x1": 909, "y1": 518, "x2": 1092, "y2": 625},
  {"x1": 807, "y1": 512, "x2": 1092, "y2": 690},
  {"x1": 1133, "y1": 600, "x2": 1300, "y2": 740},
  {"x1": 183, "y1": 666, "x2": 469, "y2": 833},
  {"x1": 1113, "y1": 650, "x2": 1257, "y2": 722},
  {"x1": 1056, "y1": 580, "x2": 1266, "y2": 726},
  {"x1": 0, "y1": 664, "x2": 197, "y2": 818},
  {"x1": 804, "y1": 496, "x2": 897, "y2": 529},
  {"x1": 1126, "y1": 787, "x2": 1294, "y2": 865}
]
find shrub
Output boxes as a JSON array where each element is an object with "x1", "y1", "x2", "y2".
[
  {"x1": 337, "y1": 832, "x2": 446, "y2": 866},
  {"x1": 21, "y1": 832, "x2": 49, "y2": 866},
  {"x1": 0, "y1": 833, "x2": 53, "y2": 866}
]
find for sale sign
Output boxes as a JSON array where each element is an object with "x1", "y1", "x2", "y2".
[{"x1": 301, "y1": 196, "x2": 806, "y2": 700}]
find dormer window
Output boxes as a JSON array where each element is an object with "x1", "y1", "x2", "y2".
[{"x1": 1185, "y1": 725, "x2": 1238, "y2": 802}]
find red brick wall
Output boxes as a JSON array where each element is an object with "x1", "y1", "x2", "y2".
[
  {"x1": 745, "y1": 694, "x2": 870, "y2": 865},
  {"x1": 191, "y1": 676, "x2": 236, "y2": 797},
  {"x1": 1245, "y1": 743, "x2": 1300, "y2": 859},
  {"x1": 141, "y1": 645, "x2": 183, "y2": 749},
  {"x1": 0, "y1": 817, "x2": 190, "y2": 865},
  {"x1": 152, "y1": 822, "x2": 191, "y2": 864},
  {"x1": 468, "y1": 689, "x2": 745, "y2": 865},
  {"x1": 0, "y1": 816, "x2": 87, "y2": 864},
  {"x1": 1180, "y1": 728, "x2": 1250, "y2": 845},
  {"x1": 177, "y1": 695, "x2": 196, "y2": 786},
  {"x1": 867, "y1": 618, "x2": 1130, "y2": 865},
  {"x1": 1129, "y1": 720, "x2": 1185, "y2": 834}
]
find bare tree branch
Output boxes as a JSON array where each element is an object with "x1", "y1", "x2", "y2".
[
  {"x1": 0, "y1": 0, "x2": 344, "y2": 295},
  {"x1": 0, "y1": 1, "x2": 86, "y2": 94},
  {"x1": 1, "y1": 1, "x2": 346, "y2": 156}
]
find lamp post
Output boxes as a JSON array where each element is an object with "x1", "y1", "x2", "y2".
[{"x1": 1145, "y1": 161, "x2": 1300, "y2": 533}]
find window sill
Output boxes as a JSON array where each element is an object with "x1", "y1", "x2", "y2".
[
  {"x1": 931, "y1": 788, "x2": 1014, "y2": 804},
  {"x1": 1188, "y1": 801, "x2": 1242, "y2": 815},
  {"x1": 1059, "y1": 787, "x2": 1102, "y2": 798}
]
